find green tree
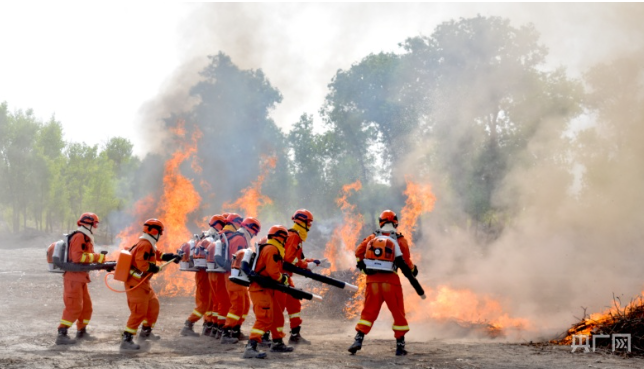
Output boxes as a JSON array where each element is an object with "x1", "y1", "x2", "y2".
[
  {"x1": 34, "y1": 117, "x2": 65, "y2": 231},
  {"x1": 400, "y1": 16, "x2": 583, "y2": 235},
  {"x1": 0, "y1": 108, "x2": 40, "y2": 232}
]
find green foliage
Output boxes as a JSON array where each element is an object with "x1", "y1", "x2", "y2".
[{"x1": 0, "y1": 103, "x2": 138, "y2": 236}]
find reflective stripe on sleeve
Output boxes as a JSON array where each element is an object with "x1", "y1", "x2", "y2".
[
  {"x1": 129, "y1": 269, "x2": 142, "y2": 279},
  {"x1": 83, "y1": 319, "x2": 90, "y2": 324},
  {"x1": 192, "y1": 310, "x2": 203, "y2": 318},
  {"x1": 251, "y1": 328, "x2": 265, "y2": 335},
  {"x1": 60, "y1": 319, "x2": 73, "y2": 327},
  {"x1": 276, "y1": 326, "x2": 283, "y2": 332},
  {"x1": 98, "y1": 254, "x2": 105, "y2": 263},
  {"x1": 288, "y1": 312, "x2": 301, "y2": 319},
  {"x1": 358, "y1": 319, "x2": 372, "y2": 327}
]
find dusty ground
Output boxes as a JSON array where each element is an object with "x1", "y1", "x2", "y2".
[{"x1": 1, "y1": 231, "x2": 643, "y2": 369}]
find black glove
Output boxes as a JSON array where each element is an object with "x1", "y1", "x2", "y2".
[
  {"x1": 280, "y1": 273, "x2": 290, "y2": 286},
  {"x1": 356, "y1": 260, "x2": 366, "y2": 272},
  {"x1": 105, "y1": 262, "x2": 116, "y2": 272},
  {"x1": 161, "y1": 253, "x2": 179, "y2": 262},
  {"x1": 148, "y1": 263, "x2": 160, "y2": 274},
  {"x1": 412, "y1": 265, "x2": 419, "y2": 277}
]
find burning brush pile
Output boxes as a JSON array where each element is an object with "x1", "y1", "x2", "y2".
[{"x1": 555, "y1": 295, "x2": 644, "y2": 354}]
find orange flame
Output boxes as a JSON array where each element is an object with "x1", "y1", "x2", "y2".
[
  {"x1": 406, "y1": 285, "x2": 531, "y2": 332},
  {"x1": 115, "y1": 120, "x2": 203, "y2": 297},
  {"x1": 324, "y1": 180, "x2": 363, "y2": 272},
  {"x1": 398, "y1": 178, "x2": 436, "y2": 248},
  {"x1": 223, "y1": 155, "x2": 277, "y2": 218}
]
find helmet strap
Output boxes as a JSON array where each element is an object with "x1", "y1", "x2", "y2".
[{"x1": 81, "y1": 224, "x2": 94, "y2": 235}]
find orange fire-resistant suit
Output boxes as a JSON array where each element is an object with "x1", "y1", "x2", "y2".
[
  {"x1": 354, "y1": 232, "x2": 415, "y2": 339},
  {"x1": 123, "y1": 234, "x2": 164, "y2": 335},
  {"x1": 248, "y1": 239, "x2": 288, "y2": 343},
  {"x1": 282, "y1": 223, "x2": 315, "y2": 330},
  {"x1": 207, "y1": 226, "x2": 236, "y2": 328},
  {"x1": 202, "y1": 236, "x2": 219, "y2": 324},
  {"x1": 58, "y1": 228, "x2": 106, "y2": 330},
  {"x1": 223, "y1": 230, "x2": 252, "y2": 330},
  {"x1": 187, "y1": 269, "x2": 210, "y2": 323},
  {"x1": 185, "y1": 238, "x2": 211, "y2": 324}
]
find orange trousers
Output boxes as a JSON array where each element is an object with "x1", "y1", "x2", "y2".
[
  {"x1": 59, "y1": 280, "x2": 92, "y2": 330},
  {"x1": 223, "y1": 279, "x2": 250, "y2": 328},
  {"x1": 187, "y1": 270, "x2": 210, "y2": 323},
  {"x1": 208, "y1": 272, "x2": 230, "y2": 326},
  {"x1": 355, "y1": 282, "x2": 409, "y2": 339},
  {"x1": 124, "y1": 283, "x2": 160, "y2": 335},
  {"x1": 248, "y1": 287, "x2": 285, "y2": 342},
  {"x1": 284, "y1": 293, "x2": 302, "y2": 329}
]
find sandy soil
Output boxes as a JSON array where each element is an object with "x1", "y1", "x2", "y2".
[{"x1": 1, "y1": 232, "x2": 643, "y2": 369}]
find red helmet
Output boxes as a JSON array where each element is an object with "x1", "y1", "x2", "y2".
[
  {"x1": 208, "y1": 214, "x2": 226, "y2": 230},
  {"x1": 292, "y1": 209, "x2": 314, "y2": 227},
  {"x1": 222, "y1": 212, "x2": 230, "y2": 220},
  {"x1": 378, "y1": 210, "x2": 398, "y2": 228},
  {"x1": 77, "y1": 212, "x2": 99, "y2": 228},
  {"x1": 241, "y1": 217, "x2": 261, "y2": 236},
  {"x1": 143, "y1": 218, "x2": 164, "y2": 237},
  {"x1": 226, "y1": 213, "x2": 243, "y2": 227},
  {"x1": 267, "y1": 225, "x2": 289, "y2": 245}
]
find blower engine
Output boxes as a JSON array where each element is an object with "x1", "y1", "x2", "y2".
[
  {"x1": 206, "y1": 236, "x2": 230, "y2": 273},
  {"x1": 229, "y1": 248, "x2": 255, "y2": 286},
  {"x1": 178, "y1": 234, "x2": 206, "y2": 272},
  {"x1": 46, "y1": 233, "x2": 115, "y2": 272}
]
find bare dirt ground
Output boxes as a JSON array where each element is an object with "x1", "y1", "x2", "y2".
[{"x1": 1, "y1": 231, "x2": 643, "y2": 369}]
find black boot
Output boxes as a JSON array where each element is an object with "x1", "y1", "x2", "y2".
[
  {"x1": 139, "y1": 326, "x2": 161, "y2": 342},
  {"x1": 202, "y1": 322, "x2": 213, "y2": 336},
  {"x1": 288, "y1": 326, "x2": 311, "y2": 345},
  {"x1": 212, "y1": 324, "x2": 223, "y2": 339},
  {"x1": 259, "y1": 331, "x2": 272, "y2": 348},
  {"x1": 55, "y1": 327, "x2": 77, "y2": 345},
  {"x1": 220, "y1": 327, "x2": 239, "y2": 344},
  {"x1": 270, "y1": 338, "x2": 294, "y2": 353},
  {"x1": 243, "y1": 339, "x2": 267, "y2": 359},
  {"x1": 180, "y1": 320, "x2": 199, "y2": 337},
  {"x1": 75, "y1": 327, "x2": 96, "y2": 341},
  {"x1": 348, "y1": 331, "x2": 364, "y2": 354},
  {"x1": 395, "y1": 336, "x2": 407, "y2": 356},
  {"x1": 233, "y1": 325, "x2": 246, "y2": 341},
  {"x1": 120, "y1": 332, "x2": 140, "y2": 351}
]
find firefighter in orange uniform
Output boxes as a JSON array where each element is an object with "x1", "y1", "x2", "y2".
[
  {"x1": 201, "y1": 214, "x2": 226, "y2": 337},
  {"x1": 180, "y1": 215, "x2": 224, "y2": 337},
  {"x1": 56, "y1": 213, "x2": 110, "y2": 345},
  {"x1": 348, "y1": 210, "x2": 418, "y2": 356},
  {"x1": 209, "y1": 212, "x2": 243, "y2": 339},
  {"x1": 221, "y1": 217, "x2": 261, "y2": 344},
  {"x1": 120, "y1": 219, "x2": 180, "y2": 351},
  {"x1": 244, "y1": 226, "x2": 295, "y2": 359},
  {"x1": 283, "y1": 209, "x2": 321, "y2": 344}
]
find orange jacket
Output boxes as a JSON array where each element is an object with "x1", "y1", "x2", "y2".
[
  {"x1": 249, "y1": 243, "x2": 286, "y2": 291},
  {"x1": 64, "y1": 230, "x2": 105, "y2": 283},
  {"x1": 225, "y1": 231, "x2": 248, "y2": 259},
  {"x1": 126, "y1": 237, "x2": 163, "y2": 287},
  {"x1": 284, "y1": 229, "x2": 313, "y2": 274},
  {"x1": 355, "y1": 232, "x2": 414, "y2": 285}
]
